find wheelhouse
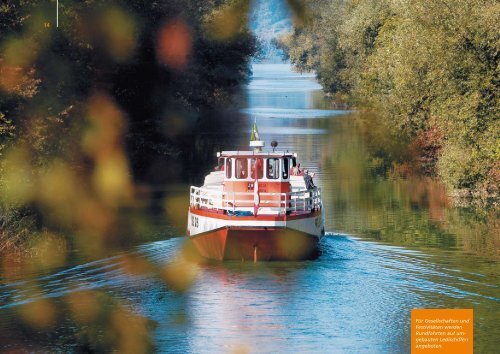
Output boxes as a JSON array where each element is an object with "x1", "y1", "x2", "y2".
[{"x1": 220, "y1": 152, "x2": 292, "y2": 183}]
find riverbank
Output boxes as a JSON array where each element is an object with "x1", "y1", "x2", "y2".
[
  {"x1": 0, "y1": 1, "x2": 256, "y2": 260},
  {"x1": 349, "y1": 110, "x2": 499, "y2": 206},
  {"x1": 279, "y1": 0, "x2": 499, "y2": 203},
  {"x1": 0, "y1": 206, "x2": 36, "y2": 257}
]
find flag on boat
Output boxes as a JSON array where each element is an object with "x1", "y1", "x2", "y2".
[{"x1": 254, "y1": 178, "x2": 260, "y2": 216}]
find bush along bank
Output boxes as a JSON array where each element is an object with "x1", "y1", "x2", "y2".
[
  {"x1": 278, "y1": 0, "x2": 499, "y2": 202},
  {"x1": 0, "y1": 0, "x2": 257, "y2": 258}
]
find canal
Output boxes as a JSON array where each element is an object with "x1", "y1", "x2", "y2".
[{"x1": 0, "y1": 64, "x2": 498, "y2": 353}]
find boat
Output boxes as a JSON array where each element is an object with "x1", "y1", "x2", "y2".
[{"x1": 186, "y1": 121, "x2": 325, "y2": 261}]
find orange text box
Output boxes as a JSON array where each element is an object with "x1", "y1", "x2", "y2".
[{"x1": 411, "y1": 309, "x2": 473, "y2": 354}]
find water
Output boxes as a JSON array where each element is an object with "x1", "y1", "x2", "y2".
[{"x1": 1, "y1": 64, "x2": 498, "y2": 353}]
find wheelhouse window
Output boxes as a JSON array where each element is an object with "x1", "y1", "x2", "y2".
[
  {"x1": 236, "y1": 158, "x2": 248, "y2": 179},
  {"x1": 250, "y1": 158, "x2": 263, "y2": 179},
  {"x1": 225, "y1": 158, "x2": 232, "y2": 179},
  {"x1": 266, "y1": 158, "x2": 280, "y2": 179},
  {"x1": 282, "y1": 158, "x2": 289, "y2": 179}
]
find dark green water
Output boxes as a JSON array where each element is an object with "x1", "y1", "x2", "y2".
[{"x1": 0, "y1": 64, "x2": 498, "y2": 353}]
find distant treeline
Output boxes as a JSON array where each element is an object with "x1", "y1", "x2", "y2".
[{"x1": 279, "y1": 0, "x2": 498, "y2": 200}]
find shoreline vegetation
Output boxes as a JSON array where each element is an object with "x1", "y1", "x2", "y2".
[
  {"x1": 0, "y1": 0, "x2": 257, "y2": 259},
  {"x1": 277, "y1": 0, "x2": 499, "y2": 204}
]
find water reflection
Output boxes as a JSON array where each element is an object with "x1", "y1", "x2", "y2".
[{"x1": 0, "y1": 235, "x2": 498, "y2": 352}]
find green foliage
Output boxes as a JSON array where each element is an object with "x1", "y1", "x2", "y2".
[
  {"x1": 0, "y1": 0, "x2": 258, "y2": 178},
  {"x1": 281, "y1": 0, "x2": 499, "y2": 198},
  {"x1": 0, "y1": 0, "x2": 257, "y2": 256},
  {"x1": 0, "y1": 112, "x2": 15, "y2": 154},
  {"x1": 0, "y1": 203, "x2": 37, "y2": 255}
]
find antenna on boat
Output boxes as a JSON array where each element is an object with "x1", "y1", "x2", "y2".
[
  {"x1": 271, "y1": 140, "x2": 278, "y2": 152},
  {"x1": 249, "y1": 117, "x2": 265, "y2": 152}
]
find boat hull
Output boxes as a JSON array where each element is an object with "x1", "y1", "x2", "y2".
[
  {"x1": 187, "y1": 206, "x2": 324, "y2": 261},
  {"x1": 189, "y1": 226, "x2": 320, "y2": 261}
]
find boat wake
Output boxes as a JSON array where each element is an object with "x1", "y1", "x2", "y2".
[
  {"x1": 0, "y1": 238, "x2": 182, "y2": 310},
  {"x1": 1, "y1": 234, "x2": 496, "y2": 313}
]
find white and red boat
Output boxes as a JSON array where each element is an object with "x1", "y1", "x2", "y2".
[{"x1": 187, "y1": 122, "x2": 325, "y2": 261}]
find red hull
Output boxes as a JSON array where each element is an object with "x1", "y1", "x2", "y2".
[{"x1": 189, "y1": 227, "x2": 320, "y2": 261}]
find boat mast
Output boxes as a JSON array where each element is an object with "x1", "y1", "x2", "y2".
[{"x1": 249, "y1": 117, "x2": 265, "y2": 153}]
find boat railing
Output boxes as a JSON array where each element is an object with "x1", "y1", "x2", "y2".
[{"x1": 189, "y1": 186, "x2": 322, "y2": 214}]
